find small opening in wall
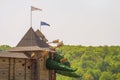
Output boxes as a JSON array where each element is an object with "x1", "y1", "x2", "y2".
[
  {"x1": 22, "y1": 64, "x2": 25, "y2": 66},
  {"x1": 2, "y1": 72, "x2": 5, "y2": 75},
  {"x1": 22, "y1": 64, "x2": 24, "y2": 66},
  {"x1": 28, "y1": 66, "x2": 30, "y2": 69},
  {"x1": 2, "y1": 59, "x2": 5, "y2": 62}
]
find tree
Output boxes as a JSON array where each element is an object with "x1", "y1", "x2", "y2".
[
  {"x1": 116, "y1": 73, "x2": 120, "y2": 80},
  {"x1": 99, "y1": 72, "x2": 113, "y2": 80},
  {"x1": 82, "y1": 73, "x2": 94, "y2": 80}
]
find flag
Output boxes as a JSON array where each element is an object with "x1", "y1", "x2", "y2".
[
  {"x1": 31, "y1": 6, "x2": 42, "y2": 11},
  {"x1": 40, "y1": 21, "x2": 50, "y2": 26}
]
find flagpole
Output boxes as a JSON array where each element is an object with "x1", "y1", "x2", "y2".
[
  {"x1": 40, "y1": 23, "x2": 41, "y2": 31},
  {"x1": 30, "y1": 6, "x2": 32, "y2": 27},
  {"x1": 40, "y1": 25, "x2": 41, "y2": 31}
]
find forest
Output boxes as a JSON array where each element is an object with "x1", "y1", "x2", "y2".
[
  {"x1": 56, "y1": 45, "x2": 120, "y2": 80},
  {"x1": 0, "y1": 45, "x2": 120, "y2": 80}
]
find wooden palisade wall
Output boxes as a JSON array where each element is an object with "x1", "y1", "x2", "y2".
[
  {"x1": 0, "y1": 57, "x2": 36, "y2": 80},
  {"x1": 0, "y1": 51, "x2": 56, "y2": 80}
]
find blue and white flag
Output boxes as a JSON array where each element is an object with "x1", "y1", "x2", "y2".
[{"x1": 40, "y1": 21, "x2": 50, "y2": 26}]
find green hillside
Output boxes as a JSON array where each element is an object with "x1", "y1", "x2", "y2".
[{"x1": 56, "y1": 45, "x2": 120, "y2": 80}]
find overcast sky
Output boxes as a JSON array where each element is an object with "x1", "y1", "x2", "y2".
[{"x1": 0, "y1": 0, "x2": 120, "y2": 46}]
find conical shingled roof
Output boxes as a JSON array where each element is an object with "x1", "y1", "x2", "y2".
[
  {"x1": 17, "y1": 27, "x2": 49, "y2": 47},
  {"x1": 36, "y1": 29, "x2": 48, "y2": 42},
  {"x1": 9, "y1": 27, "x2": 51, "y2": 52}
]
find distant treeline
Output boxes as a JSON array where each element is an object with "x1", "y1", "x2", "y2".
[
  {"x1": 56, "y1": 45, "x2": 120, "y2": 80},
  {"x1": 0, "y1": 45, "x2": 11, "y2": 51}
]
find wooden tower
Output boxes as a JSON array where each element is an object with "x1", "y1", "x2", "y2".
[{"x1": 0, "y1": 27, "x2": 56, "y2": 80}]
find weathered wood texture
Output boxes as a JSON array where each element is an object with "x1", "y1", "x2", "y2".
[
  {"x1": 49, "y1": 53, "x2": 56, "y2": 80},
  {"x1": 0, "y1": 58, "x2": 36, "y2": 80},
  {"x1": 0, "y1": 52, "x2": 56, "y2": 80},
  {"x1": 38, "y1": 53, "x2": 50, "y2": 80}
]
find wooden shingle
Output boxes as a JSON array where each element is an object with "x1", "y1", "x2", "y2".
[{"x1": 36, "y1": 29, "x2": 48, "y2": 42}]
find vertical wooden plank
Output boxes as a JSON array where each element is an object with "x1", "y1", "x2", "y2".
[
  {"x1": 8, "y1": 58, "x2": 10, "y2": 80},
  {"x1": 34, "y1": 60, "x2": 38, "y2": 80},
  {"x1": 50, "y1": 70, "x2": 55, "y2": 80},
  {"x1": 26, "y1": 59, "x2": 31, "y2": 80},
  {"x1": 13, "y1": 58, "x2": 15, "y2": 80},
  {"x1": 10, "y1": 58, "x2": 14, "y2": 80},
  {"x1": 49, "y1": 70, "x2": 51, "y2": 80},
  {"x1": 15, "y1": 58, "x2": 25, "y2": 80},
  {"x1": 38, "y1": 59, "x2": 40, "y2": 80},
  {"x1": 33, "y1": 60, "x2": 35, "y2": 80},
  {"x1": 31, "y1": 59, "x2": 36, "y2": 80},
  {"x1": 49, "y1": 53, "x2": 56, "y2": 80},
  {"x1": 31, "y1": 59, "x2": 32, "y2": 80},
  {"x1": 49, "y1": 53, "x2": 52, "y2": 80},
  {"x1": 0, "y1": 57, "x2": 9, "y2": 80},
  {"x1": 37, "y1": 58, "x2": 40, "y2": 80},
  {"x1": 25, "y1": 59, "x2": 26, "y2": 80}
]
